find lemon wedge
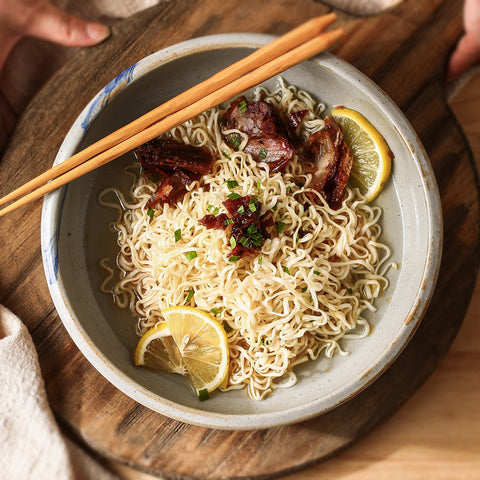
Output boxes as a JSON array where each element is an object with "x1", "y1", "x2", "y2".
[
  {"x1": 331, "y1": 106, "x2": 393, "y2": 202},
  {"x1": 134, "y1": 306, "x2": 229, "y2": 399},
  {"x1": 134, "y1": 322, "x2": 186, "y2": 375}
]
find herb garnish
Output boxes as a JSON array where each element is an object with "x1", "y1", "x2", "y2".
[
  {"x1": 225, "y1": 179, "x2": 239, "y2": 189},
  {"x1": 185, "y1": 251, "x2": 197, "y2": 261},
  {"x1": 276, "y1": 221, "x2": 286, "y2": 233},
  {"x1": 198, "y1": 388, "x2": 209, "y2": 401},
  {"x1": 238, "y1": 99, "x2": 248, "y2": 113}
]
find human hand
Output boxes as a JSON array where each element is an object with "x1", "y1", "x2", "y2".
[
  {"x1": 0, "y1": 0, "x2": 110, "y2": 74},
  {"x1": 447, "y1": 0, "x2": 480, "y2": 83}
]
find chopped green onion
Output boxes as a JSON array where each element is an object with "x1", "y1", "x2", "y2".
[
  {"x1": 249, "y1": 202, "x2": 257, "y2": 213},
  {"x1": 276, "y1": 221, "x2": 286, "y2": 233},
  {"x1": 219, "y1": 116, "x2": 226, "y2": 126},
  {"x1": 258, "y1": 256, "x2": 263, "y2": 265},
  {"x1": 238, "y1": 99, "x2": 248, "y2": 113},
  {"x1": 223, "y1": 321, "x2": 233, "y2": 333},
  {"x1": 252, "y1": 237, "x2": 263, "y2": 247},
  {"x1": 228, "y1": 192, "x2": 241, "y2": 200},
  {"x1": 146, "y1": 208, "x2": 155, "y2": 219},
  {"x1": 212, "y1": 207, "x2": 220, "y2": 215},
  {"x1": 210, "y1": 308, "x2": 222, "y2": 316},
  {"x1": 259, "y1": 147, "x2": 268, "y2": 159},
  {"x1": 174, "y1": 229, "x2": 182, "y2": 242},
  {"x1": 229, "y1": 134, "x2": 241, "y2": 149},
  {"x1": 224, "y1": 218, "x2": 234, "y2": 226},
  {"x1": 257, "y1": 180, "x2": 262, "y2": 192},
  {"x1": 313, "y1": 270, "x2": 321, "y2": 275},
  {"x1": 283, "y1": 266, "x2": 290, "y2": 275},
  {"x1": 185, "y1": 251, "x2": 197, "y2": 261},
  {"x1": 198, "y1": 388, "x2": 209, "y2": 401},
  {"x1": 185, "y1": 289, "x2": 195, "y2": 303},
  {"x1": 301, "y1": 286, "x2": 308, "y2": 293},
  {"x1": 239, "y1": 236, "x2": 250, "y2": 247},
  {"x1": 272, "y1": 203, "x2": 278, "y2": 211},
  {"x1": 225, "y1": 179, "x2": 239, "y2": 189},
  {"x1": 230, "y1": 237, "x2": 237, "y2": 249},
  {"x1": 229, "y1": 256, "x2": 240, "y2": 263},
  {"x1": 286, "y1": 186, "x2": 291, "y2": 194},
  {"x1": 237, "y1": 205, "x2": 245, "y2": 214},
  {"x1": 348, "y1": 287, "x2": 353, "y2": 294},
  {"x1": 222, "y1": 151, "x2": 231, "y2": 159},
  {"x1": 207, "y1": 204, "x2": 213, "y2": 212}
]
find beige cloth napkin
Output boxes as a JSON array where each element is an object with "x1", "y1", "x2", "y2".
[{"x1": 0, "y1": 305, "x2": 118, "y2": 480}]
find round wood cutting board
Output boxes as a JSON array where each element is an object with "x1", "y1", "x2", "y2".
[{"x1": 0, "y1": 0, "x2": 479, "y2": 479}]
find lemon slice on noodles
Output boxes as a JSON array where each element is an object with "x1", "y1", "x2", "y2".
[
  {"x1": 134, "y1": 306, "x2": 229, "y2": 398},
  {"x1": 331, "y1": 106, "x2": 393, "y2": 202},
  {"x1": 134, "y1": 322, "x2": 186, "y2": 375}
]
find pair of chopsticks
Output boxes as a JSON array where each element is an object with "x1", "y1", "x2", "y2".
[{"x1": 0, "y1": 14, "x2": 343, "y2": 217}]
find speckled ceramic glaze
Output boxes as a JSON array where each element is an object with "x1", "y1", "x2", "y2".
[{"x1": 41, "y1": 34, "x2": 442, "y2": 430}]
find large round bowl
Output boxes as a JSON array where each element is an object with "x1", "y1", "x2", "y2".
[{"x1": 40, "y1": 33, "x2": 442, "y2": 430}]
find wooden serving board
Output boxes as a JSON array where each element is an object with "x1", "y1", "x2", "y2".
[{"x1": 1, "y1": 0, "x2": 479, "y2": 478}]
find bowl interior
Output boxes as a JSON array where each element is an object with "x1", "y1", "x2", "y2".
[{"x1": 41, "y1": 34, "x2": 442, "y2": 429}]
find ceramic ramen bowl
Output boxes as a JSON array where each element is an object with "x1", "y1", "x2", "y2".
[{"x1": 40, "y1": 33, "x2": 442, "y2": 430}]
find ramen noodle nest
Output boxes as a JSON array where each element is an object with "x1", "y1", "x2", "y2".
[{"x1": 100, "y1": 78, "x2": 392, "y2": 400}]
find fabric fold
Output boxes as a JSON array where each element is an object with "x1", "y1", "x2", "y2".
[{"x1": 0, "y1": 305, "x2": 117, "y2": 480}]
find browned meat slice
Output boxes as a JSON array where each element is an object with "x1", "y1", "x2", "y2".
[
  {"x1": 326, "y1": 142, "x2": 353, "y2": 209},
  {"x1": 221, "y1": 97, "x2": 295, "y2": 172},
  {"x1": 199, "y1": 194, "x2": 271, "y2": 258},
  {"x1": 145, "y1": 169, "x2": 200, "y2": 208},
  {"x1": 198, "y1": 213, "x2": 230, "y2": 230},
  {"x1": 223, "y1": 96, "x2": 278, "y2": 136},
  {"x1": 244, "y1": 135, "x2": 294, "y2": 172},
  {"x1": 135, "y1": 138, "x2": 214, "y2": 209},
  {"x1": 306, "y1": 118, "x2": 340, "y2": 191},
  {"x1": 306, "y1": 116, "x2": 353, "y2": 209},
  {"x1": 284, "y1": 109, "x2": 308, "y2": 147},
  {"x1": 136, "y1": 138, "x2": 214, "y2": 176}
]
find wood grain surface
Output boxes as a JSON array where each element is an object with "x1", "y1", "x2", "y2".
[{"x1": 0, "y1": 1, "x2": 479, "y2": 479}]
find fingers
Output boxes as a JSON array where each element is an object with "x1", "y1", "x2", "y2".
[
  {"x1": 447, "y1": 32, "x2": 480, "y2": 83},
  {"x1": 23, "y1": 1, "x2": 110, "y2": 47}
]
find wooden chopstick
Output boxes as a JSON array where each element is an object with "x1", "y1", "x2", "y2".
[
  {"x1": 0, "y1": 24, "x2": 343, "y2": 218},
  {"x1": 0, "y1": 13, "x2": 337, "y2": 211}
]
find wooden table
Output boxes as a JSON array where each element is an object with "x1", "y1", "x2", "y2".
[{"x1": 1, "y1": 1, "x2": 479, "y2": 478}]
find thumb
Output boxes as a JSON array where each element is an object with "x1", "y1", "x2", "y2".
[
  {"x1": 447, "y1": 32, "x2": 480, "y2": 83},
  {"x1": 24, "y1": 2, "x2": 110, "y2": 47}
]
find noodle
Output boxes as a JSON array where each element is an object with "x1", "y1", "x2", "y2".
[{"x1": 99, "y1": 78, "x2": 391, "y2": 400}]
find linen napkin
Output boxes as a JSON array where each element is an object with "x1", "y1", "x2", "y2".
[{"x1": 0, "y1": 305, "x2": 118, "y2": 480}]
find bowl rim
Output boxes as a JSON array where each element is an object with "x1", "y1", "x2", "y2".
[{"x1": 41, "y1": 32, "x2": 443, "y2": 430}]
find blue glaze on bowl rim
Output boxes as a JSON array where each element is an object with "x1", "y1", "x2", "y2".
[{"x1": 80, "y1": 63, "x2": 137, "y2": 131}]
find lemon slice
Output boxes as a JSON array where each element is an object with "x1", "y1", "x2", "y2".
[
  {"x1": 134, "y1": 306, "x2": 229, "y2": 398},
  {"x1": 134, "y1": 322, "x2": 186, "y2": 375},
  {"x1": 331, "y1": 106, "x2": 393, "y2": 202}
]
